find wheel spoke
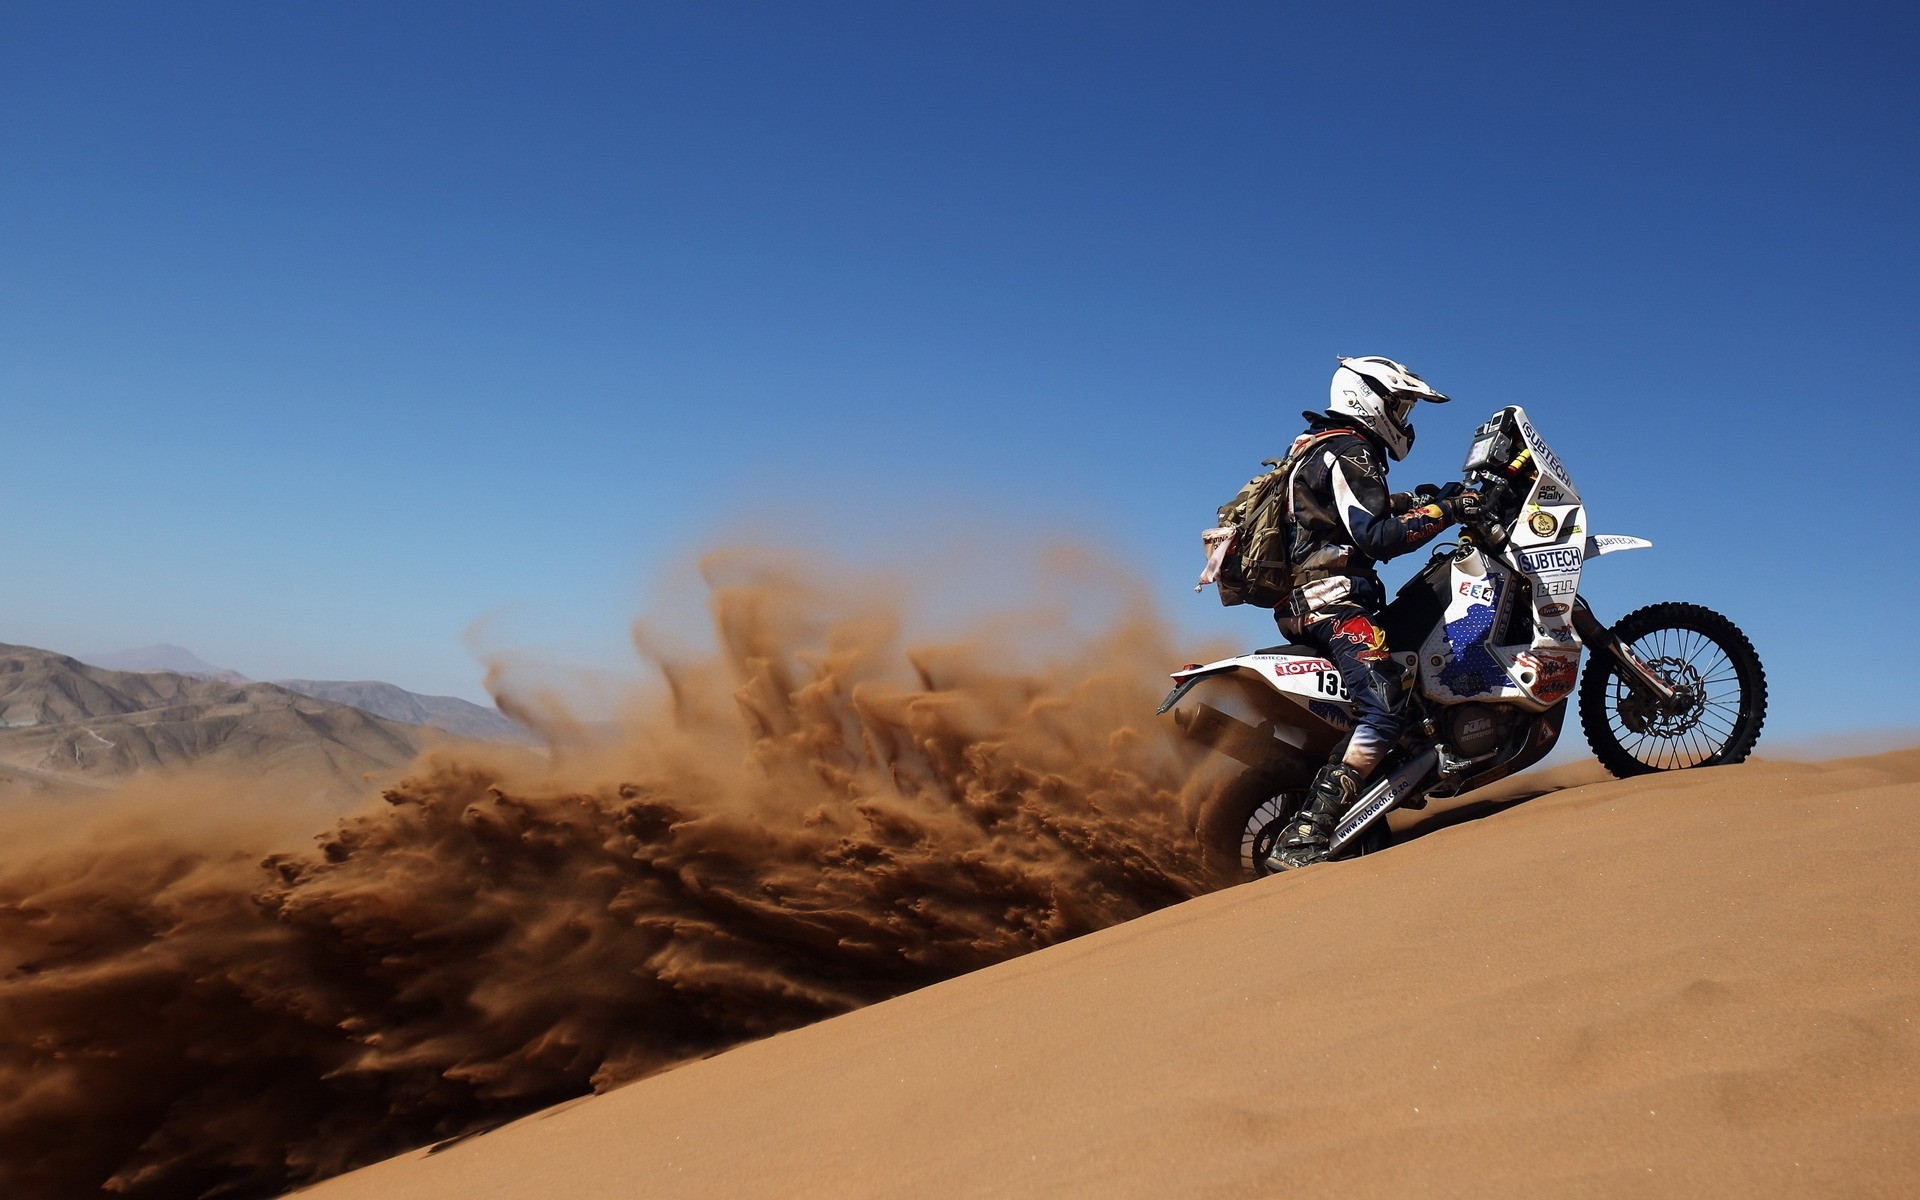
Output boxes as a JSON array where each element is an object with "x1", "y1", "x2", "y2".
[{"x1": 1583, "y1": 608, "x2": 1765, "y2": 778}]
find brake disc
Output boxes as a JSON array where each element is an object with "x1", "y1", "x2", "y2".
[{"x1": 1630, "y1": 657, "x2": 1705, "y2": 737}]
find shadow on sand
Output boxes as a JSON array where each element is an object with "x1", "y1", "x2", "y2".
[{"x1": 1388, "y1": 783, "x2": 1569, "y2": 845}]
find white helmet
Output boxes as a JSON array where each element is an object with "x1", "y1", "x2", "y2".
[{"x1": 1326, "y1": 355, "x2": 1451, "y2": 461}]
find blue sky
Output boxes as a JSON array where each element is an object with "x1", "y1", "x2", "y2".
[{"x1": 2, "y1": 2, "x2": 1915, "y2": 742}]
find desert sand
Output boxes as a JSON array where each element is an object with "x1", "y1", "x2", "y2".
[{"x1": 291, "y1": 750, "x2": 1920, "y2": 1199}]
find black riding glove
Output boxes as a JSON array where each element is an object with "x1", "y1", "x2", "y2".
[{"x1": 1437, "y1": 487, "x2": 1484, "y2": 525}]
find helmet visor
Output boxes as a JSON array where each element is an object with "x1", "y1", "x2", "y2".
[{"x1": 1383, "y1": 389, "x2": 1418, "y2": 454}]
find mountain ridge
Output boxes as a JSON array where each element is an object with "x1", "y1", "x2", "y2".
[
  {"x1": 0, "y1": 643, "x2": 439, "y2": 797},
  {"x1": 77, "y1": 646, "x2": 527, "y2": 742}
]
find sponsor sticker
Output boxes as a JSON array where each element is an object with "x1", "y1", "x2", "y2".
[
  {"x1": 1540, "y1": 602, "x2": 1570, "y2": 617},
  {"x1": 1269, "y1": 659, "x2": 1335, "y2": 676},
  {"x1": 1519, "y1": 546, "x2": 1582, "y2": 573},
  {"x1": 1515, "y1": 412, "x2": 1575, "y2": 491},
  {"x1": 1457, "y1": 578, "x2": 1497, "y2": 603},
  {"x1": 1517, "y1": 651, "x2": 1578, "y2": 702},
  {"x1": 1335, "y1": 757, "x2": 1428, "y2": 842},
  {"x1": 1591, "y1": 535, "x2": 1643, "y2": 552},
  {"x1": 1536, "y1": 481, "x2": 1567, "y2": 504},
  {"x1": 1336, "y1": 787, "x2": 1398, "y2": 841},
  {"x1": 1528, "y1": 511, "x2": 1558, "y2": 537}
]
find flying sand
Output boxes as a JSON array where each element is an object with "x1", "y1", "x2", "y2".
[{"x1": 295, "y1": 751, "x2": 1920, "y2": 1199}]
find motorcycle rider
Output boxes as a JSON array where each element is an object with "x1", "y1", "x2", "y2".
[{"x1": 1269, "y1": 356, "x2": 1479, "y2": 869}]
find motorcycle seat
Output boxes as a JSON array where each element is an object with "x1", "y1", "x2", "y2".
[{"x1": 1252, "y1": 644, "x2": 1322, "y2": 657}]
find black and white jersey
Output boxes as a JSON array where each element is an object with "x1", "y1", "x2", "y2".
[{"x1": 1286, "y1": 416, "x2": 1455, "y2": 608}]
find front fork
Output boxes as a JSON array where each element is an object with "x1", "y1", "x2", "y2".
[{"x1": 1572, "y1": 598, "x2": 1681, "y2": 708}]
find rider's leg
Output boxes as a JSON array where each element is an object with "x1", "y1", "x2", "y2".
[{"x1": 1273, "y1": 610, "x2": 1406, "y2": 869}]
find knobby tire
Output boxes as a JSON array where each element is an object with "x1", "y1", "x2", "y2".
[{"x1": 1578, "y1": 601, "x2": 1767, "y2": 778}]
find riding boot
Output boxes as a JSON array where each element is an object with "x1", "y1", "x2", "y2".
[{"x1": 1269, "y1": 763, "x2": 1362, "y2": 870}]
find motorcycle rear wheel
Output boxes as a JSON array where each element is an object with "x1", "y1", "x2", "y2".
[
  {"x1": 1578, "y1": 601, "x2": 1767, "y2": 778},
  {"x1": 1201, "y1": 766, "x2": 1391, "y2": 882}
]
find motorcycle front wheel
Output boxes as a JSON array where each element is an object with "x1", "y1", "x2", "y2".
[{"x1": 1579, "y1": 601, "x2": 1767, "y2": 778}]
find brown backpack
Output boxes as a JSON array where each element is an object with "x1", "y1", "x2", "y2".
[{"x1": 1198, "y1": 427, "x2": 1351, "y2": 608}]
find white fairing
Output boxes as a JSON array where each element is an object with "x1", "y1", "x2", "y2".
[{"x1": 1417, "y1": 406, "x2": 1583, "y2": 710}]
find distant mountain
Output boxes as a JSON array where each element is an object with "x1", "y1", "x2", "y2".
[
  {"x1": 77, "y1": 645, "x2": 528, "y2": 743},
  {"x1": 272, "y1": 679, "x2": 529, "y2": 743},
  {"x1": 0, "y1": 644, "x2": 435, "y2": 796},
  {"x1": 82, "y1": 643, "x2": 250, "y2": 682}
]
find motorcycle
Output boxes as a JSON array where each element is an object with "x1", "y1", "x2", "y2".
[{"x1": 1161, "y1": 405, "x2": 1768, "y2": 878}]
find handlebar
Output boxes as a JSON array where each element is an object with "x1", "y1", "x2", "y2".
[{"x1": 1456, "y1": 473, "x2": 1517, "y2": 550}]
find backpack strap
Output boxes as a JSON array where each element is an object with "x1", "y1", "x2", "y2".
[{"x1": 1242, "y1": 427, "x2": 1354, "y2": 573}]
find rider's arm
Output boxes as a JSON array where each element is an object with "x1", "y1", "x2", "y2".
[{"x1": 1329, "y1": 443, "x2": 1458, "y2": 561}]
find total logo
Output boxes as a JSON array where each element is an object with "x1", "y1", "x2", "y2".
[{"x1": 1270, "y1": 658, "x2": 1336, "y2": 677}]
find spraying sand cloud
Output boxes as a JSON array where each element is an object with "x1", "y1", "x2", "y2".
[{"x1": 0, "y1": 554, "x2": 1224, "y2": 1198}]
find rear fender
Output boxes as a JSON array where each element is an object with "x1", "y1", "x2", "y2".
[
  {"x1": 1159, "y1": 656, "x2": 1352, "y2": 766},
  {"x1": 1162, "y1": 652, "x2": 1355, "y2": 715},
  {"x1": 1158, "y1": 664, "x2": 1240, "y2": 716}
]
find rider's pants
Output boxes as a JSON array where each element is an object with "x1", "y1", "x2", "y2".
[{"x1": 1287, "y1": 606, "x2": 1405, "y2": 779}]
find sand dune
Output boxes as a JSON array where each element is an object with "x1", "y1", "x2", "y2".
[{"x1": 295, "y1": 750, "x2": 1920, "y2": 1199}]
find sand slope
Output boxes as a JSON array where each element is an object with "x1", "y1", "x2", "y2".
[{"x1": 293, "y1": 751, "x2": 1920, "y2": 1199}]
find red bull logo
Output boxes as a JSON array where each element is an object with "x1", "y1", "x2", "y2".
[{"x1": 1333, "y1": 615, "x2": 1389, "y2": 664}]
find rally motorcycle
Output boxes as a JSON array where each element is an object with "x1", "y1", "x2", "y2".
[{"x1": 1161, "y1": 406, "x2": 1768, "y2": 878}]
